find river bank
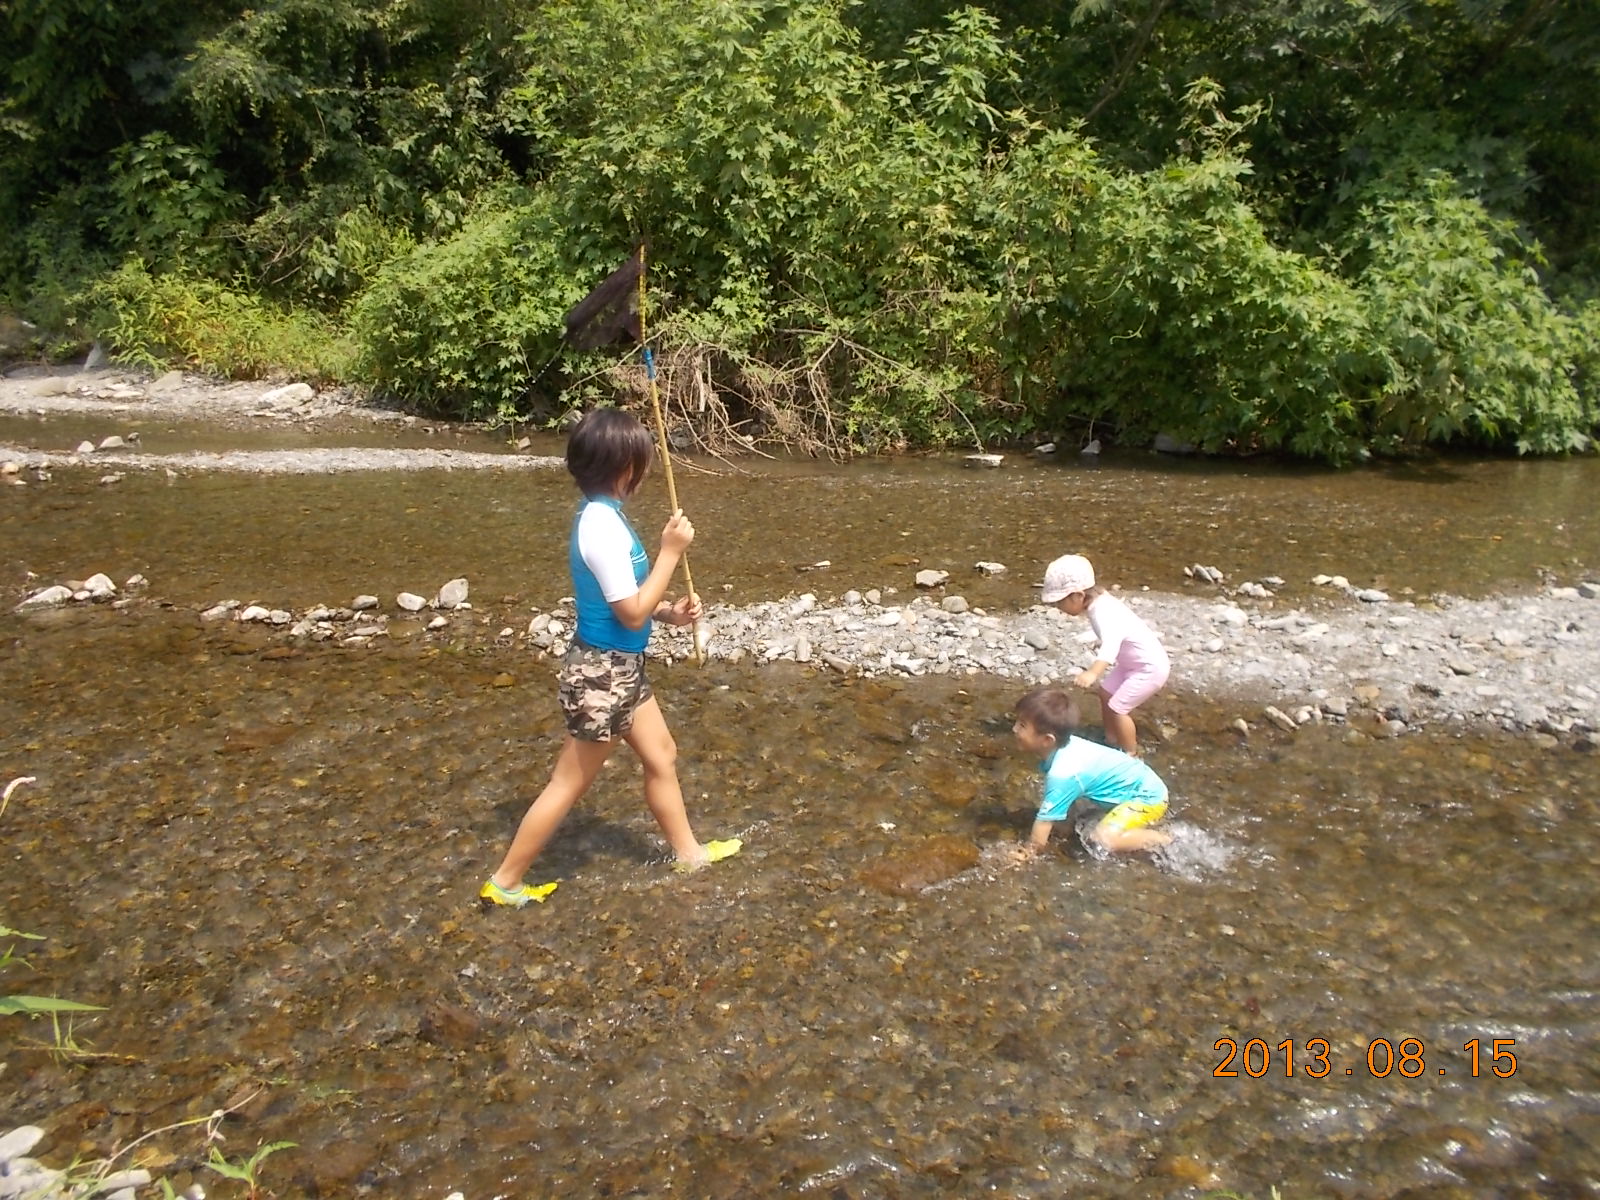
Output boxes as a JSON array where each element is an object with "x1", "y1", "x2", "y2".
[{"x1": 12, "y1": 565, "x2": 1600, "y2": 748}]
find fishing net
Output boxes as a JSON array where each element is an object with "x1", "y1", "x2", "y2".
[{"x1": 563, "y1": 247, "x2": 644, "y2": 349}]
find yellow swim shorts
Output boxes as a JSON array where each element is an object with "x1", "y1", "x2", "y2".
[{"x1": 1098, "y1": 796, "x2": 1168, "y2": 835}]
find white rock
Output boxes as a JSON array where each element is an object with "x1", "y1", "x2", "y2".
[
  {"x1": 125, "y1": 574, "x2": 148, "y2": 589},
  {"x1": 83, "y1": 573, "x2": 117, "y2": 598},
  {"x1": 0, "y1": 1125, "x2": 45, "y2": 1159},
  {"x1": 435, "y1": 578, "x2": 469, "y2": 609},
  {"x1": 76, "y1": 440, "x2": 95, "y2": 454},
  {"x1": 1210, "y1": 604, "x2": 1249, "y2": 627},
  {"x1": 201, "y1": 600, "x2": 240, "y2": 620},
  {"x1": 17, "y1": 585, "x2": 73, "y2": 610},
  {"x1": 429, "y1": 616, "x2": 449, "y2": 630},
  {"x1": 260, "y1": 382, "x2": 315, "y2": 406},
  {"x1": 98, "y1": 435, "x2": 125, "y2": 450},
  {"x1": 963, "y1": 453, "x2": 1004, "y2": 468},
  {"x1": 352, "y1": 595, "x2": 380, "y2": 611},
  {"x1": 790, "y1": 593, "x2": 817, "y2": 616},
  {"x1": 238, "y1": 605, "x2": 271, "y2": 622},
  {"x1": 974, "y1": 561, "x2": 1007, "y2": 576},
  {"x1": 914, "y1": 570, "x2": 949, "y2": 588},
  {"x1": 397, "y1": 592, "x2": 428, "y2": 612}
]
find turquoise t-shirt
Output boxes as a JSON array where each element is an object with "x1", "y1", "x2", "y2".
[
  {"x1": 1037, "y1": 736, "x2": 1168, "y2": 821},
  {"x1": 569, "y1": 496, "x2": 650, "y2": 653}
]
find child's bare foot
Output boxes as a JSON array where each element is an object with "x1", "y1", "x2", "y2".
[{"x1": 673, "y1": 837, "x2": 743, "y2": 874}]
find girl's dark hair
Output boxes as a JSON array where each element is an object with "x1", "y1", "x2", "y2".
[
  {"x1": 1014, "y1": 686, "x2": 1081, "y2": 742},
  {"x1": 566, "y1": 407, "x2": 654, "y2": 497}
]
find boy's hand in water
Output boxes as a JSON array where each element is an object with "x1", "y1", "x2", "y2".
[
  {"x1": 997, "y1": 842, "x2": 1041, "y2": 866},
  {"x1": 661, "y1": 509, "x2": 695, "y2": 555}
]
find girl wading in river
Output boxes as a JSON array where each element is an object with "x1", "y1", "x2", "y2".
[{"x1": 480, "y1": 408, "x2": 741, "y2": 907}]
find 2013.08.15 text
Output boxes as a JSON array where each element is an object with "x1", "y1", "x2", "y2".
[{"x1": 1213, "y1": 1038, "x2": 1518, "y2": 1079}]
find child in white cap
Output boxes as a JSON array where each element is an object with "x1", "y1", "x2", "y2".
[{"x1": 1040, "y1": 553, "x2": 1170, "y2": 757}]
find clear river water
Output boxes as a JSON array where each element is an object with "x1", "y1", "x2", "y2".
[{"x1": 2, "y1": 412, "x2": 1597, "y2": 1198}]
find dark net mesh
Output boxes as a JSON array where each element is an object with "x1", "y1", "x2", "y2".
[{"x1": 563, "y1": 248, "x2": 644, "y2": 349}]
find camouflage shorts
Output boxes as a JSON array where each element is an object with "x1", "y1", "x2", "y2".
[{"x1": 558, "y1": 643, "x2": 653, "y2": 741}]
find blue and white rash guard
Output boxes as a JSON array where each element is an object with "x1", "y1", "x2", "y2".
[{"x1": 569, "y1": 496, "x2": 650, "y2": 652}]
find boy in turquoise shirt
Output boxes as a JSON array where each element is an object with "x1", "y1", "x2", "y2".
[{"x1": 1009, "y1": 685, "x2": 1173, "y2": 855}]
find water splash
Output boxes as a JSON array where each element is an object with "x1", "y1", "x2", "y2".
[{"x1": 1150, "y1": 821, "x2": 1241, "y2": 881}]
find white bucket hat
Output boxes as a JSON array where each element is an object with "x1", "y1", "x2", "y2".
[{"x1": 1040, "y1": 554, "x2": 1096, "y2": 603}]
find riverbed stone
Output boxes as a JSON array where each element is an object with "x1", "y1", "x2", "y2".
[
  {"x1": 1264, "y1": 706, "x2": 1297, "y2": 732},
  {"x1": 435, "y1": 578, "x2": 469, "y2": 609},
  {"x1": 17, "y1": 585, "x2": 73, "y2": 610}
]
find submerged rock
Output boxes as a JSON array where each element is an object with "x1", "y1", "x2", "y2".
[{"x1": 859, "y1": 834, "x2": 980, "y2": 897}]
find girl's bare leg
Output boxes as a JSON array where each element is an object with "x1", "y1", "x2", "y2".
[
  {"x1": 1099, "y1": 691, "x2": 1140, "y2": 756},
  {"x1": 490, "y1": 734, "x2": 614, "y2": 888},
  {"x1": 622, "y1": 695, "x2": 703, "y2": 861}
]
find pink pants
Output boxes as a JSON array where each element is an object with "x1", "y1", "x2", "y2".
[{"x1": 1102, "y1": 659, "x2": 1169, "y2": 715}]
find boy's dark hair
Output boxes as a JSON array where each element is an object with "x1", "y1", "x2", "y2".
[
  {"x1": 566, "y1": 407, "x2": 654, "y2": 497},
  {"x1": 1014, "y1": 686, "x2": 1081, "y2": 742}
]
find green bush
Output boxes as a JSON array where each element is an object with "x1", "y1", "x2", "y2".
[
  {"x1": 93, "y1": 260, "x2": 357, "y2": 382},
  {"x1": 1340, "y1": 170, "x2": 1595, "y2": 454},
  {"x1": 349, "y1": 198, "x2": 583, "y2": 421}
]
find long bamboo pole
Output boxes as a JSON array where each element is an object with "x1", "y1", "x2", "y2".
[{"x1": 635, "y1": 245, "x2": 705, "y2": 666}]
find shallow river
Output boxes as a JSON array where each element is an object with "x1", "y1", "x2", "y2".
[{"x1": 2, "y1": 425, "x2": 1598, "y2": 1198}]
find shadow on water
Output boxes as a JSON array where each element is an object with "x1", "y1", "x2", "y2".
[{"x1": 2, "y1": 608, "x2": 1597, "y2": 1197}]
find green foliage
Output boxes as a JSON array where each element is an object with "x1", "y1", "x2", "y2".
[
  {"x1": 104, "y1": 133, "x2": 242, "y2": 273},
  {"x1": 3, "y1": 0, "x2": 1596, "y2": 459},
  {"x1": 1340, "y1": 170, "x2": 1595, "y2": 453},
  {"x1": 94, "y1": 260, "x2": 357, "y2": 382},
  {"x1": 349, "y1": 198, "x2": 579, "y2": 420},
  {"x1": 204, "y1": 1140, "x2": 297, "y2": 1198}
]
